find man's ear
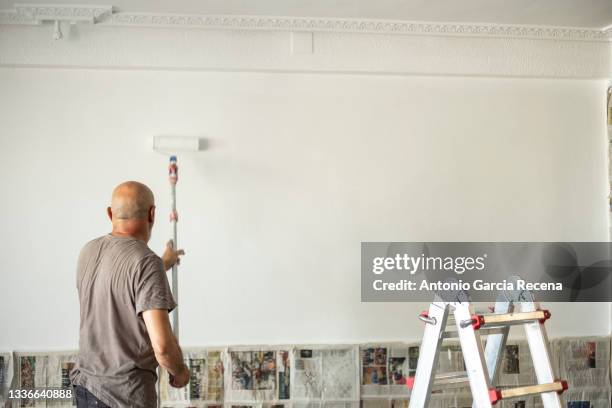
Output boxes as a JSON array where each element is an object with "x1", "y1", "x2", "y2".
[
  {"x1": 107, "y1": 207, "x2": 113, "y2": 221},
  {"x1": 149, "y1": 205, "x2": 156, "y2": 223}
]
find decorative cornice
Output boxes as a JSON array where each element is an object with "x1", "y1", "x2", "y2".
[
  {"x1": 0, "y1": 6, "x2": 610, "y2": 42},
  {"x1": 0, "y1": 8, "x2": 37, "y2": 24},
  {"x1": 12, "y1": 4, "x2": 113, "y2": 23},
  {"x1": 105, "y1": 14, "x2": 612, "y2": 41}
]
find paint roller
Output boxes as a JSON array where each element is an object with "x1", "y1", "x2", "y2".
[{"x1": 152, "y1": 135, "x2": 206, "y2": 339}]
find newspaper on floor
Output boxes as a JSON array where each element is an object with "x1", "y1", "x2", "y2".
[
  {"x1": 293, "y1": 349, "x2": 322, "y2": 399},
  {"x1": 0, "y1": 352, "x2": 14, "y2": 408},
  {"x1": 399, "y1": 343, "x2": 469, "y2": 395},
  {"x1": 46, "y1": 352, "x2": 78, "y2": 407},
  {"x1": 161, "y1": 348, "x2": 226, "y2": 407},
  {"x1": 405, "y1": 390, "x2": 534, "y2": 408},
  {"x1": 399, "y1": 339, "x2": 539, "y2": 396},
  {"x1": 208, "y1": 350, "x2": 225, "y2": 402},
  {"x1": 413, "y1": 339, "x2": 538, "y2": 388},
  {"x1": 15, "y1": 353, "x2": 48, "y2": 407},
  {"x1": 389, "y1": 399, "x2": 408, "y2": 408},
  {"x1": 561, "y1": 386, "x2": 612, "y2": 408},
  {"x1": 437, "y1": 342, "x2": 470, "y2": 395},
  {"x1": 499, "y1": 396, "x2": 536, "y2": 408},
  {"x1": 225, "y1": 347, "x2": 291, "y2": 403},
  {"x1": 360, "y1": 398, "x2": 410, "y2": 408},
  {"x1": 322, "y1": 401, "x2": 359, "y2": 408},
  {"x1": 360, "y1": 344, "x2": 410, "y2": 398},
  {"x1": 224, "y1": 404, "x2": 259, "y2": 408},
  {"x1": 553, "y1": 336, "x2": 611, "y2": 388},
  {"x1": 277, "y1": 351, "x2": 290, "y2": 401},
  {"x1": 427, "y1": 391, "x2": 472, "y2": 408},
  {"x1": 292, "y1": 402, "x2": 321, "y2": 408},
  {"x1": 292, "y1": 346, "x2": 358, "y2": 402},
  {"x1": 322, "y1": 348, "x2": 359, "y2": 400},
  {"x1": 437, "y1": 343, "x2": 465, "y2": 374},
  {"x1": 441, "y1": 340, "x2": 539, "y2": 386},
  {"x1": 495, "y1": 340, "x2": 536, "y2": 388},
  {"x1": 224, "y1": 403, "x2": 291, "y2": 408},
  {"x1": 360, "y1": 398, "x2": 390, "y2": 408},
  {"x1": 262, "y1": 403, "x2": 290, "y2": 408}
]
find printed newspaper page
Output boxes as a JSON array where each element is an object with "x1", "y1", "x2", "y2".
[
  {"x1": 562, "y1": 387, "x2": 612, "y2": 408},
  {"x1": 360, "y1": 344, "x2": 410, "y2": 398},
  {"x1": 226, "y1": 346, "x2": 291, "y2": 404},
  {"x1": 554, "y1": 337, "x2": 611, "y2": 388},
  {"x1": 161, "y1": 348, "x2": 226, "y2": 407},
  {"x1": 495, "y1": 340, "x2": 536, "y2": 387},
  {"x1": 292, "y1": 346, "x2": 358, "y2": 404},
  {"x1": 46, "y1": 352, "x2": 78, "y2": 407},
  {"x1": 16, "y1": 353, "x2": 48, "y2": 408},
  {"x1": 0, "y1": 353, "x2": 12, "y2": 408},
  {"x1": 293, "y1": 349, "x2": 323, "y2": 400}
]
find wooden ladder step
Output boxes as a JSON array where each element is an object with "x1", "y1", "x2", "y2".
[
  {"x1": 488, "y1": 381, "x2": 568, "y2": 404},
  {"x1": 461, "y1": 310, "x2": 551, "y2": 329}
]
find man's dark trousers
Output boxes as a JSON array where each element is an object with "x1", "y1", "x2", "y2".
[{"x1": 74, "y1": 385, "x2": 110, "y2": 408}]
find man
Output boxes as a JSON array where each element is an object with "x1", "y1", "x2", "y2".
[{"x1": 70, "y1": 181, "x2": 190, "y2": 407}]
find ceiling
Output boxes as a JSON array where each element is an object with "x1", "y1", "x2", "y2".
[{"x1": 2, "y1": 0, "x2": 612, "y2": 29}]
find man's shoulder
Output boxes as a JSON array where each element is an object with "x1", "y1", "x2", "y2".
[
  {"x1": 79, "y1": 235, "x2": 108, "y2": 255},
  {"x1": 79, "y1": 234, "x2": 157, "y2": 262}
]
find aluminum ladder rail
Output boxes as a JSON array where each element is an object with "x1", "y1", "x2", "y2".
[{"x1": 406, "y1": 291, "x2": 567, "y2": 408}]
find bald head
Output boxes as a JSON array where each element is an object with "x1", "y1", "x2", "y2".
[
  {"x1": 108, "y1": 181, "x2": 156, "y2": 242},
  {"x1": 111, "y1": 181, "x2": 155, "y2": 220}
]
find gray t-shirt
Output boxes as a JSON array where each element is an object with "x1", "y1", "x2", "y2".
[{"x1": 70, "y1": 234, "x2": 176, "y2": 408}]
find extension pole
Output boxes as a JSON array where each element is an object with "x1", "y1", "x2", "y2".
[{"x1": 168, "y1": 156, "x2": 179, "y2": 338}]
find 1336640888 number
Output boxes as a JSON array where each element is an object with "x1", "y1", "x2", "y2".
[{"x1": 8, "y1": 388, "x2": 73, "y2": 400}]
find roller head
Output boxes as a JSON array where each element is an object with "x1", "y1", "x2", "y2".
[{"x1": 152, "y1": 136, "x2": 205, "y2": 153}]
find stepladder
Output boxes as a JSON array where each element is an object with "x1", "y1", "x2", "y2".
[{"x1": 406, "y1": 285, "x2": 567, "y2": 408}]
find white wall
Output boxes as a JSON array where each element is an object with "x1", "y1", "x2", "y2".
[{"x1": 0, "y1": 67, "x2": 609, "y2": 350}]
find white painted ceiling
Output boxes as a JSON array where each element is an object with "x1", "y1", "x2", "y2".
[{"x1": 2, "y1": 0, "x2": 612, "y2": 29}]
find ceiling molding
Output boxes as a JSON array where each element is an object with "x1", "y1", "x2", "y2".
[
  {"x1": 105, "y1": 14, "x2": 612, "y2": 42},
  {"x1": 0, "y1": 6, "x2": 610, "y2": 42},
  {"x1": 0, "y1": 7, "x2": 37, "y2": 24},
  {"x1": 8, "y1": 4, "x2": 113, "y2": 23},
  {"x1": 1, "y1": 22, "x2": 609, "y2": 79}
]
